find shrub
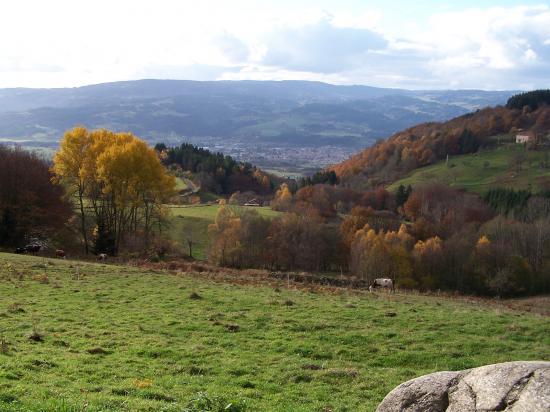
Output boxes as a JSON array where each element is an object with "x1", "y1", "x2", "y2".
[{"x1": 183, "y1": 392, "x2": 246, "y2": 412}]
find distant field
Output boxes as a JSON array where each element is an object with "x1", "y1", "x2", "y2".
[
  {"x1": 166, "y1": 205, "x2": 281, "y2": 260},
  {"x1": 263, "y1": 169, "x2": 305, "y2": 179},
  {"x1": 173, "y1": 177, "x2": 189, "y2": 192},
  {"x1": 388, "y1": 144, "x2": 550, "y2": 193},
  {"x1": 0, "y1": 253, "x2": 548, "y2": 411}
]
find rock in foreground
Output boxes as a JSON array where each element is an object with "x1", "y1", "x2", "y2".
[{"x1": 376, "y1": 361, "x2": 550, "y2": 412}]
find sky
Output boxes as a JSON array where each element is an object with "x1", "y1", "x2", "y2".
[{"x1": 1, "y1": 0, "x2": 550, "y2": 90}]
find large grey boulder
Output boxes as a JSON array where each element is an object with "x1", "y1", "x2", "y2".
[{"x1": 376, "y1": 361, "x2": 550, "y2": 412}]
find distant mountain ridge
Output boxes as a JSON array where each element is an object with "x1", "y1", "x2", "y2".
[
  {"x1": 0, "y1": 79, "x2": 513, "y2": 113},
  {"x1": 0, "y1": 80, "x2": 515, "y2": 171}
]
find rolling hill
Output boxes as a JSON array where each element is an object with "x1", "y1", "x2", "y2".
[{"x1": 331, "y1": 101, "x2": 550, "y2": 190}]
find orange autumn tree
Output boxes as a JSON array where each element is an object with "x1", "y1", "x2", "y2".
[
  {"x1": 349, "y1": 224, "x2": 414, "y2": 286},
  {"x1": 53, "y1": 127, "x2": 176, "y2": 254},
  {"x1": 208, "y1": 201, "x2": 243, "y2": 266}
]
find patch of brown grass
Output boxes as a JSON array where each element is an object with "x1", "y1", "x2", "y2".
[
  {"x1": 32, "y1": 273, "x2": 49, "y2": 284},
  {"x1": 125, "y1": 259, "x2": 550, "y2": 316}
]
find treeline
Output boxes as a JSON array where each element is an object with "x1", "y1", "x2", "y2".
[
  {"x1": 272, "y1": 182, "x2": 398, "y2": 219},
  {"x1": 156, "y1": 143, "x2": 275, "y2": 195},
  {"x1": 483, "y1": 188, "x2": 531, "y2": 217},
  {"x1": 0, "y1": 146, "x2": 72, "y2": 247},
  {"x1": 332, "y1": 103, "x2": 550, "y2": 189},
  {"x1": 209, "y1": 183, "x2": 550, "y2": 296},
  {"x1": 506, "y1": 90, "x2": 550, "y2": 111},
  {"x1": 299, "y1": 170, "x2": 338, "y2": 187},
  {"x1": 208, "y1": 204, "x2": 343, "y2": 271}
]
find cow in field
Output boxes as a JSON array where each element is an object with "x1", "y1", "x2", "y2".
[
  {"x1": 15, "y1": 247, "x2": 26, "y2": 254},
  {"x1": 24, "y1": 244, "x2": 41, "y2": 255},
  {"x1": 369, "y1": 278, "x2": 394, "y2": 293},
  {"x1": 97, "y1": 253, "x2": 107, "y2": 261},
  {"x1": 55, "y1": 249, "x2": 66, "y2": 259}
]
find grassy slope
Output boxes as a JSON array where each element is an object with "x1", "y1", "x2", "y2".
[
  {"x1": 0, "y1": 253, "x2": 549, "y2": 411},
  {"x1": 166, "y1": 206, "x2": 281, "y2": 260},
  {"x1": 388, "y1": 143, "x2": 550, "y2": 193},
  {"x1": 173, "y1": 177, "x2": 189, "y2": 192}
]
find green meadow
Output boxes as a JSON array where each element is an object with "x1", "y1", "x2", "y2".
[
  {"x1": 388, "y1": 143, "x2": 550, "y2": 193},
  {"x1": 166, "y1": 205, "x2": 281, "y2": 260},
  {"x1": 0, "y1": 253, "x2": 549, "y2": 411}
]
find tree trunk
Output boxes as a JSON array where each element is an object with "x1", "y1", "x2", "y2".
[{"x1": 78, "y1": 186, "x2": 89, "y2": 254}]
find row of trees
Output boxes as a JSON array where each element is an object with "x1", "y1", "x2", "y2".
[
  {"x1": 272, "y1": 182, "x2": 397, "y2": 219},
  {"x1": 53, "y1": 127, "x2": 176, "y2": 254},
  {"x1": 483, "y1": 188, "x2": 550, "y2": 220},
  {"x1": 298, "y1": 170, "x2": 338, "y2": 187},
  {"x1": 208, "y1": 203, "x2": 342, "y2": 271}
]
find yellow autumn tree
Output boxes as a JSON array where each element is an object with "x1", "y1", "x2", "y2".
[
  {"x1": 52, "y1": 126, "x2": 93, "y2": 253},
  {"x1": 52, "y1": 127, "x2": 176, "y2": 254},
  {"x1": 476, "y1": 235, "x2": 491, "y2": 251},
  {"x1": 413, "y1": 236, "x2": 443, "y2": 288},
  {"x1": 272, "y1": 183, "x2": 293, "y2": 211},
  {"x1": 350, "y1": 224, "x2": 414, "y2": 287},
  {"x1": 208, "y1": 204, "x2": 242, "y2": 266},
  {"x1": 96, "y1": 136, "x2": 176, "y2": 248}
]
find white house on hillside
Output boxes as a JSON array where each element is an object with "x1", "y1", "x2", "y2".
[
  {"x1": 244, "y1": 198, "x2": 261, "y2": 207},
  {"x1": 516, "y1": 131, "x2": 534, "y2": 144}
]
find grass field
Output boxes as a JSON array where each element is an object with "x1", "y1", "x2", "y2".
[
  {"x1": 0, "y1": 253, "x2": 549, "y2": 411},
  {"x1": 174, "y1": 177, "x2": 189, "y2": 192},
  {"x1": 388, "y1": 144, "x2": 550, "y2": 193},
  {"x1": 166, "y1": 205, "x2": 281, "y2": 261}
]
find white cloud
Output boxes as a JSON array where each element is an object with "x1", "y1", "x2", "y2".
[
  {"x1": 215, "y1": 33, "x2": 250, "y2": 63},
  {"x1": 259, "y1": 17, "x2": 388, "y2": 73},
  {"x1": 0, "y1": 1, "x2": 549, "y2": 89},
  {"x1": 419, "y1": 6, "x2": 550, "y2": 82}
]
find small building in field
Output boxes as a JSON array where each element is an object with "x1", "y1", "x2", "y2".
[
  {"x1": 516, "y1": 131, "x2": 534, "y2": 144},
  {"x1": 244, "y1": 198, "x2": 261, "y2": 207}
]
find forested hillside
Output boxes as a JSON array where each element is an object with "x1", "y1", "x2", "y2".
[
  {"x1": 157, "y1": 143, "x2": 278, "y2": 195},
  {"x1": 332, "y1": 100, "x2": 550, "y2": 189}
]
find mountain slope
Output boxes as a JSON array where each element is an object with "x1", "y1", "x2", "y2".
[{"x1": 331, "y1": 104, "x2": 550, "y2": 189}]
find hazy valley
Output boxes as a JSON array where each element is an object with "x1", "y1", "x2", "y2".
[{"x1": 0, "y1": 80, "x2": 513, "y2": 174}]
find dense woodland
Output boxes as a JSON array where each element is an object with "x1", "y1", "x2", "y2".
[
  {"x1": 208, "y1": 183, "x2": 550, "y2": 296},
  {"x1": 156, "y1": 143, "x2": 276, "y2": 195},
  {"x1": 0, "y1": 146, "x2": 72, "y2": 247},
  {"x1": 506, "y1": 89, "x2": 550, "y2": 111}
]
